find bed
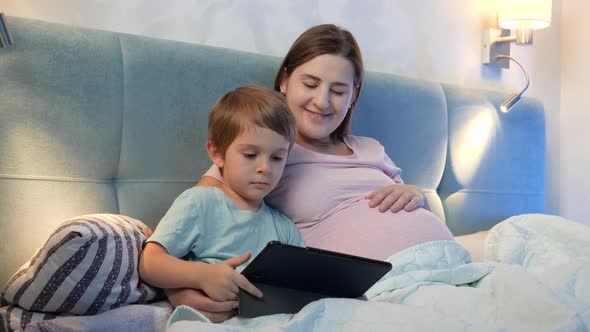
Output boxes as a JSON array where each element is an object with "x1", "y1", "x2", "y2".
[{"x1": 1, "y1": 17, "x2": 588, "y2": 331}]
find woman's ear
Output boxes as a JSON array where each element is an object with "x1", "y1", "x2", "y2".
[
  {"x1": 278, "y1": 70, "x2": 288, "y2": 94},
  {"x1": 206, "y1": 140, "x2": 224, "y2": 169},
  {"x1": 350, "y1": 84, "x2": 361, "y2": 109}
]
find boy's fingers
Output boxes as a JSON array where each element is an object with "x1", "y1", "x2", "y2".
[
  {"x1": 224, "y1": 252, "x2": 252, "y2": 268},
  {"x1": 236, "y1": 275, "x2": 263, "y2": 298},
  {"x1": 224, "y1": 290, "x2": 238, "y2": 301}
]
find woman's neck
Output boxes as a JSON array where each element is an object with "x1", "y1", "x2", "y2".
[{"x1": 296, "y1": 135, "x2": 352, "y2": 156}]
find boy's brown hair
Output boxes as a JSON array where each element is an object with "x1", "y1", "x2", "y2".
[{"x1": 208, "y1": 85, "x2": 297, "y2": 156}]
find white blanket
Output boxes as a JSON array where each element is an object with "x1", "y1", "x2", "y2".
[{"x1": 167, "y1": 214, "x2": 590, "y2": 331}]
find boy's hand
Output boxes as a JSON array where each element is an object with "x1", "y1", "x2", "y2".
[
  {"x1": 367, "y1": 184, "x2": 425, "y2": 213},
  {"x1": 201, "y1": 252, "x2": 263, "y2": 301}
]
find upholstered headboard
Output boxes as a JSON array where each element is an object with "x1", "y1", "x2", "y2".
[{"x1": 0, "y1": 17, "x2": 546, "y2": 285}]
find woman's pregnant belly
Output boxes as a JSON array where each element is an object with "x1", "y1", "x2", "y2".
[{"x1": 299, "y1": 199, "x2": 454, "y2": 260}]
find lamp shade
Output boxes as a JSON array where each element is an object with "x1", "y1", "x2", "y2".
[{"x1": 498, "y1": 0, "x2": 552, "y2": 30}]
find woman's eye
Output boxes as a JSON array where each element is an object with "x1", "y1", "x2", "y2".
[
  {"x1": 303, "y1": 82, "x2": 317, "y2": 88},
  {"x1": 331, "y1": 90, "x2": 345, "y2": 96}
]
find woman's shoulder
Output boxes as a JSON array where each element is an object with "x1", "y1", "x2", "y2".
[{"x1": 345, "y1": 135, "x2": 385, "y2": 151}]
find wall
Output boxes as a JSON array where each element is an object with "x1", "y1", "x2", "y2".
[
  {"x1": 2, "y1": 0, "x2": 565, "y2": 218},
  {"x1": 560, "y1": 1, "x2": 590, "y2": 224}
]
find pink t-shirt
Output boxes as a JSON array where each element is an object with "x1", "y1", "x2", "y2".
[{"x1": 205, "y1": 135, "x2": 453, "y2": 260}]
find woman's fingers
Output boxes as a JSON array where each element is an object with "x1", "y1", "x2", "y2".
[
  {"x1": 404, "y1": 195, "x2": 424, "y2": 211},
  {"x1": 376, "y1": 190, "x2": 402, "y2": 212},
  {"x1": 201, "y1": 309, "x2": 236, "y2": 323},
  {"x1": 164, "y1": 288, "x2": 238, "y2": 322},
  {"x1": 367, "y1": 190, "x2": 385, "y2": 208},
  {"x1": 369, "y1": 184, "x2": 426, "y2": 213},
  {"x1": 388, "y1": 192, "x2": 411, "y2": 213}
]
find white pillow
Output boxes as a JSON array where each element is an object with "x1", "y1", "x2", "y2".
[{"x1": 0, "y1": 214, "x2": 162, "y2": 316}]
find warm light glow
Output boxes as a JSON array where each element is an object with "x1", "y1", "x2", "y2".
[
  {"x1": 498, "y1": 0, "x2": 552, "y2": 30},
  {"x1": 453, "y1": 109, "x2": 496, "y2": 182}
]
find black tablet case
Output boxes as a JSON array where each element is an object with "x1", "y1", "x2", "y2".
[{"x1": 238, "y1": 241, "x2": 392, "y2": 317}]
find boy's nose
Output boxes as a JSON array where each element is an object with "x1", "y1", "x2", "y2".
[{"x1": 256, "y1": 159, "x2": 270, "y2": 173}]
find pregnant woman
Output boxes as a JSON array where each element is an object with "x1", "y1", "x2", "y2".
[{"x1": 175, "y1": 24, "x2": 455, "y2": 322}]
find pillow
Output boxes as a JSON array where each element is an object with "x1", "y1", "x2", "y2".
[{"x1": 0, "y1": 214, "x2": 162, "y2": 317}]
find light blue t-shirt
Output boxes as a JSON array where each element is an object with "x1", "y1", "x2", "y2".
[{"x1": 148, "y1": 187, "x2": 303, "y2": 271}]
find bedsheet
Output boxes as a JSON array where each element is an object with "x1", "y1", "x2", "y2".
[
  {"x1": 0, "y1": 301, "x2": 172, "y2": 332},
  {"x1": 167, "y1": 214, "x2": 590, "y2": 332},
  {"x1": 2, "y1": 214, "x2": 587, "y2": 331}
]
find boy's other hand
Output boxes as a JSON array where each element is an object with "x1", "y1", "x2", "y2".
[
  {"x1": 165, "y1": 288, "x2": 237, "y2": 323},
  {"x1": 202, "y1": 252, "x2": 263, "y2": 301}
]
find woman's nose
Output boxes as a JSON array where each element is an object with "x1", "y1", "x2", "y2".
[{"x1": 312, "y1": 87, "x2": 329, "y2": 111}]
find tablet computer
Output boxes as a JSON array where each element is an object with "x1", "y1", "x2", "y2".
[{"x1": 238, "y1": 241, "x2": 392, "y2": 318}]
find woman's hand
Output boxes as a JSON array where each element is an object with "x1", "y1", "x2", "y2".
[
  {"x1": 200, "y1": 252, "x2": 263, "y2": 301},
  {"x1": 165, "y1": 288, "x2": 237, "y2": 323},
  {"x1": 367, "y1": 184, "x2": 426, "y2": 213}
]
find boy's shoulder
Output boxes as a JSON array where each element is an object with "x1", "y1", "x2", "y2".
[
  {"x1": 180, "y1": 185, "x2": 223, "y2": 197},
  {"x1": 262, "y1": 203, "x2": 293, "y2": 224},
  {"x1": 175, "y1": 186, "x2": 227, "y2": 207}
]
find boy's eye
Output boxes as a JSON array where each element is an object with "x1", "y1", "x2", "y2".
[
  {"x1": 271, "y1": 156, "x2": 284, "y2": 161},
  {"x1": 243, "y1": 153, "x2": 256, "y2": 159}
]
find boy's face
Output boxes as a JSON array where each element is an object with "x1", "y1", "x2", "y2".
[{"x1": 209, "y1": 126, "x2": 290, "y2": 210}]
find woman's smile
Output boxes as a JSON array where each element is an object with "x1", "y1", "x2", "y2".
[{"x1": 304, "y1": 109, "x2": 331, "y2": 121}]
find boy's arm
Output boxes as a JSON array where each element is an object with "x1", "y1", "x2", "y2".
[
  {"x1": 139, "y1": 242, "x2": 262, "y2": 301},
  {"x1": 139, "y1": 242, "x2": 209, "y2": 290}
]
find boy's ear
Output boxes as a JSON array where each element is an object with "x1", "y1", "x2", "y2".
[{"x1": 206, "y1": 140, "x2": 224, "y2": 169}]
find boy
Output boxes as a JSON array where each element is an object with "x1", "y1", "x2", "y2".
[{"x1": 139, "y1": 85, "x2": 303, "y2": 304}]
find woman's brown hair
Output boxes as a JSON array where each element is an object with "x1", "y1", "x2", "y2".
[{"x1": 274, "y1": 24, "x2": 364, "y2": 142}]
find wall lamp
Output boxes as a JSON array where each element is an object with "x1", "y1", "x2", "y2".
[
  {"x1": 494, "y1": 55, "x2": 529, "y2": 112},
  {"x1": 482, "y1": 0, "x2": 551, "y2": 112},
  {"x1": 0, "y1": 12, "x2": 14, "y2": 47}
]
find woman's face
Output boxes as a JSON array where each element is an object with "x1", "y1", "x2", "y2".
[{"x1": 279, "y1": 54, "x2": 356, "y2": 144}]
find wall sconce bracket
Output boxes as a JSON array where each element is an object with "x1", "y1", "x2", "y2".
[{"x1": 482, "y1": 28, "x2": 512, "y2": 68}]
